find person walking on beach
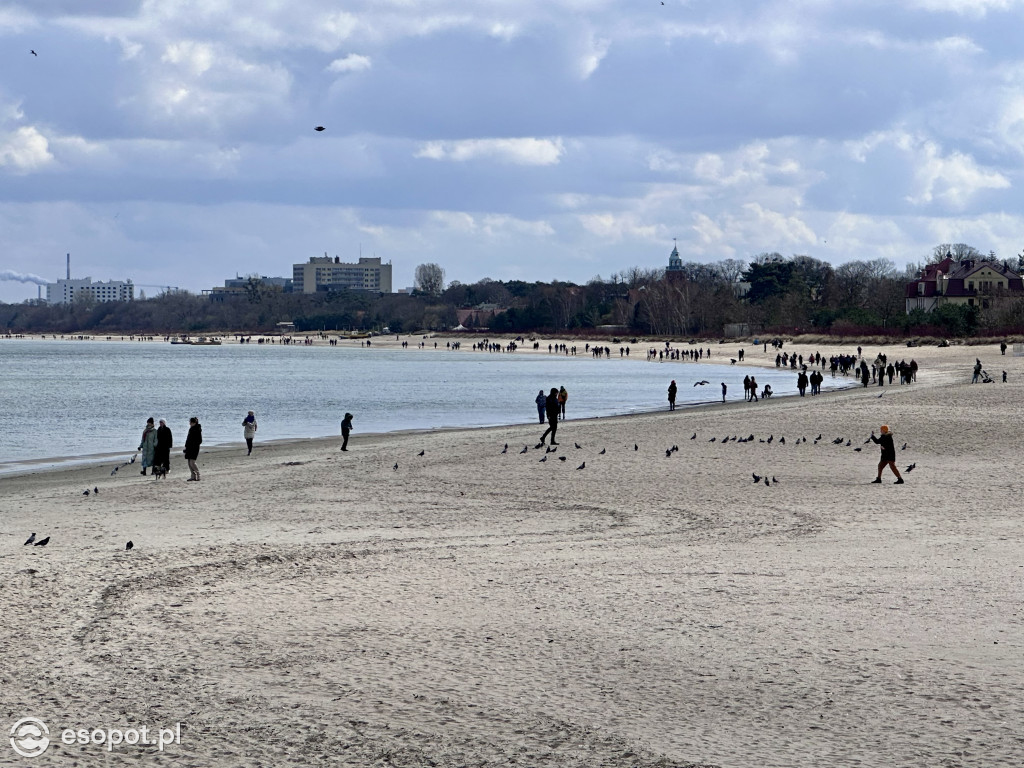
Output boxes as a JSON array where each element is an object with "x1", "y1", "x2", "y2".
[
  {"x1": 184, "y1": 416, "x2": 203, "y2": 482},
  {"x1": 721, "y1": 382, "x2": 727, "y2": 402},
  {"x1": 535, "y1": 390, "x2": 546, "y2": 423},
  {"x1": 138, "y1": 417, "x2": 157, "y2": 475},
  {"x1": 154, "y1": 418, "x2": 172, "y2": 475},
  {"x1": 558, "y1": 386, "x2": 568, "y2": 419},
  {"x1": 869, "y1": 425, "x2": 903, "y2": 484},
  {"x1": 340, "y1": 412, "x2": 353, "y2": 451},
  {"x1": 748, "y1": 376, "x2": 758, "y2": 402},
  {"x1": 668, "y1": 380, "x2": 677, "y2": 410},
  {"x1": 242, "y1": 410, "x2": 257, "y2": 455},
  {"x1": 540, "y1": 388, "x2": 560, "y2": 445}
]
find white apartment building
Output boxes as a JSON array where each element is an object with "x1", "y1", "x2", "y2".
[
  {"x1": 46, "y1": 277, "x2": 135, "y2": 305},
  {"x1": 292, "y1": 256, "x2": 392, "y2": 294}
]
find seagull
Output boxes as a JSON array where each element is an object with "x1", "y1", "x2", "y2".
[
  {"x1": 905, "y1": 463, "x2": 916, "y2": 472},
  {"x1": 520, "y1": 446, "x2": 528, "y2": 454},
  {"x1": 314, "y1": 126, "x2": 325, "y2": 131},
  {"x1": 24, "y1": 532, "x2": 35, "y2": 546},
  {"x1": 539, "y1": 455, "x2": 547, "y2": 463},
  {"x1": 34, "y1": 536, "x2": 50, "y2": 547},
  {"x1": 83, "y1": 489, "x2": 90, "y2": 496},
  {"x1": 126, "y1": 541, "x2": 134, "y2": 551},
  {"x1": 845, "y1": 440, "x2": 851, "y2": 447},
  {"x1": 752, "y1": 473, "x2": 762, "y2": 483},
  {"x1": 694, "y1": 380, "x2": 710, "y2": 386},
  {"x1": 129, "y1": 454, "x2": 136, "y2": 464},
  {"x1": 576, "y1": 461, "x2": 586, "y2": 470},
  {"x1": 30, "y1": 50, "x2": 37, "y2": 56},
  {"x1": 599, "y1": 448, "x2": 606, "y2": 455},
  {"x1": 393, "y1": 462, "x2": 398, "y2": 471},
  {"x1": 418, "y1": 450, "x2": 424, "y2": 456},
  {"x1": 877, "y1": 391, "x2": 884, "y2": 398}
]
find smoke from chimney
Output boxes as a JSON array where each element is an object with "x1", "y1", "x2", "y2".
[{"x1": 0, "y1": 270, "x2": 48, "y2": 285}]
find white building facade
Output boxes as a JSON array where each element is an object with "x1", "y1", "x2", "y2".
[
  {"x1": 292, "y1": 256, "x2": 393, "y2": 294},
  {"x1": 46, "y1": 277, "x2": 134, "y2": 305}
]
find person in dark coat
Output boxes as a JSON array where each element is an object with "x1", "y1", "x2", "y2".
[
  {"x1": 667, "y1": 380, "x2": 677, "y2": 410},
  {"x1": 184, "y1": 416, "x2": 203, "y2": 481},
  {"x1": 340, "y1": 412, "x2": 353, "y2": 451},
  {"x1": 154, "y1": 418, "x2": 173, "y2": 474},
  {"x1": 540, "y1": 388, "x2": 560, "y2": 445},
  {"x1": 869, "y1": 425, "x2": 903, "y2": 484},
  {"x1": 535, "y1": 390, "x2": 546, "y2": 423}
]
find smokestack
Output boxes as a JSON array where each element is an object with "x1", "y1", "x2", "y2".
[{"x1": 66, "y1": 253, "x2": 70, "y2": 280}]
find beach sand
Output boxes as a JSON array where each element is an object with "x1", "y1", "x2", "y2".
[{"x1": 2, "y1": 340, "x2": 1022, "y2": 767}]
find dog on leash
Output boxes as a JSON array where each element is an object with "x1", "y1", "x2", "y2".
[{"x1": 151, "y1": 464, "x2": 168, "y2": 480}]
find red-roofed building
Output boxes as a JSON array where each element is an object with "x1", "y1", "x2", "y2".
[{"x1": 906, "y1": 257, "x2": 1024, "y2": 314}]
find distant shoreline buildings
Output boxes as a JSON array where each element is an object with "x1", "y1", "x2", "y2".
[
  {"x1": 292, "y1": 255, "x2": 392, "y2": 294},
  {"x1": 46, "y1": 276, "x2": 135, "y2": 305}
]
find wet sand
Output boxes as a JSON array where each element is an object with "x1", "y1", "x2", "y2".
[{"x1": 1, "y1": 340, "x2": 1021, "y2": 767}]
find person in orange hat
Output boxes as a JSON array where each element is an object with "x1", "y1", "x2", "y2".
[{"x1": 869, "y1": 425, "x2": 903, "y2": 484}]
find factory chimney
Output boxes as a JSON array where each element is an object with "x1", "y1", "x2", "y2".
[{"x1": 66, "y1": 253, "x2": 70, "y2": 280}]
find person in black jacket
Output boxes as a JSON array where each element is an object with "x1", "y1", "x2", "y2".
[
  {"x1": 154, "y1": 418, "x2": 173, "y2": 474},
  {"x1": 540, "y1": 388, "x2": 560, "y2": 445},
  {"x1": 869, "y1": 425, "x2": 903, "y2": 484},
  {"x1": 184, "y1": 416, "x2": 203, "y2": 482}
]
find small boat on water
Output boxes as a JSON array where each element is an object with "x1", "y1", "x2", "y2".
[{"x1": 170, "y1": 336, "x2": 222, "y2": 346}]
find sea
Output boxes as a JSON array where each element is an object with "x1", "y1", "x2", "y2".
[{"x1": 0, "y1": 338, "x2": 850, "y2": 472}]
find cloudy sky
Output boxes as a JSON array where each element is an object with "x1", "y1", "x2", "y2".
[{"x1": 2, "y1": 0, "x2": 1023, "y2": 302}]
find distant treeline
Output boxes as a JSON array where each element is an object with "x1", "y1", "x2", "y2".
[{"x1": 4, "y1": 249, "x2": 1024, "y2": 338}]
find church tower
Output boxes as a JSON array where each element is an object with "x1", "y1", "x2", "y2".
[{"x1": 666, "y1": 239, "x2": 682, "y2": 272}]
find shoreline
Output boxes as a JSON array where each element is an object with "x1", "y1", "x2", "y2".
[{"x1": 2, "y1": 339, "x2": 1020, "y2": 766}]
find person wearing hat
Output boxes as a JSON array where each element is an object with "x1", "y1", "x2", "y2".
[
  {"x1": 667, "y1": 380, "x2": 677, "y2": 410},
  {"x1": 242, "y1": 410, "x2": 257, "y2": 455},
  {"x1": 869, "y1": 425, "x2": 903, "y2": 484}
]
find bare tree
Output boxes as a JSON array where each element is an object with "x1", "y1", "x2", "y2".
[{"x1": 414, "y1": 263, "x2": 445, "y2": 296}]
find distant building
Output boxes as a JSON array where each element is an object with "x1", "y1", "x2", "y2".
[
  {"x1": 204, "y1": 275, "x2": 291, "y2": 302},
  {"x1": 46, "y1": 277, "x2": 134, "y2": 305},
  {"x1": 292, "y1": 256, "x2": 392, "y2": 294},
  {"x1": 666, "y1": 241, "x2": 683, "y2": 272},
  {"x1": 905, "y1": 256, "x2": 1024, "y2": 313},
  {"x1": 456, "y1": 303, "x2": 507, "y2": 328}
]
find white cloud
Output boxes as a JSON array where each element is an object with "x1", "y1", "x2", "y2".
[
  {"x1": 0, "y1": 127, "x2": 54, "y2": 172},
  {"x1": 907, "y1": 143, "x2": 1010, "y2": 208},
  {"x1": 326, "y1": 54, "x2": 372, "y2": 73},
  {"x1": 909, "y1": 0, "x2": 1018, "y2": 17},
  {"x1": 578, "y1": 34, "x2": 610, "y2": 79},
  {"x1": 416, "y1": 137, "x2": 564, "y2": 165}
]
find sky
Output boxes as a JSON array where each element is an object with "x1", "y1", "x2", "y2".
[{"x1": 2, "y1": 0, "x2": 1024, "y2": 303}]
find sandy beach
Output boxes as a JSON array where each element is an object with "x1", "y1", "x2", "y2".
[{"x1": 2, "y1": 339, "x2": 1022, "y2": 767}]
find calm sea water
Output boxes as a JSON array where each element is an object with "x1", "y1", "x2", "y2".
[{"x1": 0, "y1": 339, "x2": 849, "y2": 471}]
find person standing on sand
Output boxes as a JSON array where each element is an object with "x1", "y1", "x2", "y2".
[
  {"x1": 558, "y1": 386, "x2": 568, "y2": 419},
  {"x1": 242, "y1": 411, "x2": 257, "y2": 455},
  {"x1": 154, "y1": 418, "x2": 172, "y2": 474},
  {"x1": 540, "y1": 388, "x2": 560, "y2": 445},
  {"x1": 535, "y1": 390, "x2": 546, "y2": 424},
  {"x1": 184, "y1": 416, "x2": 203, "y2": 482},
  {"x1": 668, "y1": 380, "x2": 677, "y2": 410},
  {"x1": 138, "y1": 417, "x2": 157, "y2": 475},
  {"x1": 870, "y1": 425, "x2": 903, "y2": 484},
  {"x1": 340, "y1": 412, "x2": 353, "y2": 451},
  {"x1": 721, "y1": 382, "x2": 727, "y2": 403}
]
